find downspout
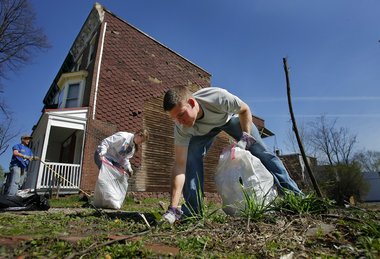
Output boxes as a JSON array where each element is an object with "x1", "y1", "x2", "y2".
[{"x1": 92, "y1": 22, "x2": 107, "y2": 120}]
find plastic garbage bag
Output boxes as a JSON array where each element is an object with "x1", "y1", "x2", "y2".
[
  {"x1": 93, "y1": 158, "x2": 129, "y2": 210},
  {"x1": 0, "y1": 192, "x2": 50, "y2": 212},
  {"x1": 215, "y1": 144, "x2": 277, "y2": 216}
]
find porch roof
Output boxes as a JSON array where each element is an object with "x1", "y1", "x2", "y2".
[{"x1": 32, "y1": 107, "x2": 89, "y2": 132}]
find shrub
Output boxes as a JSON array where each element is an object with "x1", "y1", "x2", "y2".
[{"x1": 316, "y1": 163, "x2": 369, "y2": 205}]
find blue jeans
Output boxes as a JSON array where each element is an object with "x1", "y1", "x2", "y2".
[
  {"x1": 181, "y1": 116, "x2": 302, "y2": 216},
  {"x1": 4, "y1": 166, "x2": 26, "y2": 196}
]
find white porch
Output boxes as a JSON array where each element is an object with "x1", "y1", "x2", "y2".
[{"x1": 24, "y1": 108, "x2": 88, "y2": 194}]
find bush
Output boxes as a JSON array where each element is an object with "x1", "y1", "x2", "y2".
[{"x1": 316, "y1": 163, "x2": 369, "y2": 205}]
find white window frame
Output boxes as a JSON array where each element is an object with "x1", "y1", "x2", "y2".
[
  {"x1": 56, "y1": 71, "x2": 88, "y2": 109},
  {"x1": 64, "y1": 83, "x2": 82, "y2": 108}
]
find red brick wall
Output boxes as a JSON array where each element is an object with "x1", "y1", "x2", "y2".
[{"x1": 80, "y1": 11, "x2": 212, "y2": 192}]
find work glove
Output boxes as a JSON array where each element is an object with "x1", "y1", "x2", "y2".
[
  {"x1": 123, "y1": 165, "x2": 134, "y2": 176},
  {"x1": 31, "y1": 156, "x2": 40, "y2": 161},
  {"x1": 237, "y1": 132, "x2": 256, "y2": 150},
  {"x1": 127, "y1": 168, "x2": 134, "y2": 176},
  {"x1": 22, "y1": 155, "x2": 32, "y2": 160},
  {"x1": 98, "y1": 148, "x2": 107, "y2": 157},
  {"x1": 162, "y1": 206, "x2": 183, "y2": 224}
]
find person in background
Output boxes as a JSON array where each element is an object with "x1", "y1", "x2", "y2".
[
  {"x1": 162, "y1": 86, "x2": 303, "y2": 224},
  {"x1": 94, "y1": 129, "x2": 149, "y2": 175},
  {"x1": 4, "y1": 134, "x2": 37, "y2": 196}
]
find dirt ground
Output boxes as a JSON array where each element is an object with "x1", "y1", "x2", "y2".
[{"x1": 0, "y1": 193, "x2": 379, "y2": 258}]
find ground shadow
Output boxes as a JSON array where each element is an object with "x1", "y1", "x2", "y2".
[{"x1": 89, "y1": 210, "x2": 158, "y2": 226}]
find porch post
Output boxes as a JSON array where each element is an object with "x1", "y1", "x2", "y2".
[{"x1": 36, "y1": 120, "x2": 53, "y2": 190}]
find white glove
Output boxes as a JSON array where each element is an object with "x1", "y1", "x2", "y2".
[
  {"x1": 237, "y1": 132, "x2": 256, "y2": 150},
  {"x1": 162, "y1": 206, "x2": 183, "y2": 224},
  {"x1": 22, "y1": 155, "x2": 32, "y2": 160},
  {"x1": 124, "y1": 164, "x2": 133, "y2": 175}
]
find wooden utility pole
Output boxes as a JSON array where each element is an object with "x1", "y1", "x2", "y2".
[{"x1": 282, "y1": 57, "x2": 323, "y2": 197}]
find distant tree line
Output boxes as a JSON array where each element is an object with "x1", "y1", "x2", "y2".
[{"x1": 286, "y1": 115, "x2": 380, "y2": 205}]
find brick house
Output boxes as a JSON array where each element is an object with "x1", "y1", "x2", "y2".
[
  {"x1": 278, "y1": 152, "x2": 317, "y2": 191},
  {"x1": 24, "y1": 3, "x2": 273, "y2": 194}
]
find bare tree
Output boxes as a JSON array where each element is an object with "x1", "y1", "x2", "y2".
[
  {"x1": 285, "y1": 121, "x2": 316, "y2": 156},
  {"x1": 0, "y1": 0, "x2": 47, "y2": 149},
  {"x1": 286, "y1": 115, "x2": 357, "y2": 165},
  {"x1": 0, "y1": 0, "x2": 50, "y2": 81},
  {"x1": 353, "y1": 149, "x2": 380, "y2": 172},
  {"x1": 0, "y1": 115, "x2": 19, "y2": 157},
  {"x1": 307, "y1": 116, "x2": 357, "y2": 165}
]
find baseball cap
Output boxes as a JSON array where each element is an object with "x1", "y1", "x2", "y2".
[{"x1": 21, "y1": 134, "x2": 33, "y2": 140}]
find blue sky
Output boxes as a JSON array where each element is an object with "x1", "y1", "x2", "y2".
[{"x1": 1, "y1": 0, "x2": 379, "y2": 169}]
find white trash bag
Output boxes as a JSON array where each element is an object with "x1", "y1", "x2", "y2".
[
  {"x1": 215, "y1": 145, "x2": 277, "y2": 216},
  {"x1": 93, "y1": 159, "x2": 129, "y2": 210}
]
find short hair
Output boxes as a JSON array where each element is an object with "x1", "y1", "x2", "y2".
[{"x1": 163, "y1": 86, "x2": 192, "y2": 111}]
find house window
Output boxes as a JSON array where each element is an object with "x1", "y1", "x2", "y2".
[
  {"x1": 65, "y1": 83, "x2": 80, "y2": 108},
  {"x1": 59, "y1": 81, "x2": 84, "y2": 108},
  {"x1": 54, "y1": 70, "x2": 88, "y2": 109}
]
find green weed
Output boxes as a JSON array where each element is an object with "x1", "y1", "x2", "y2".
[
  {"x1": 100, "y1": 240, "x2": 150, "y2": 258},
  {"x1": 181, "y1": 179, "x2": 225, "y2": 225},
  {"x1": 238, "y1": 184, "x2": 276, "y2": 221},
  {"x1": 358, "y1": 237, "x2": 380, "y2": 259},
  {"x1": 266, "y1": 240, "x2": 281, "y2": 252},
  {"x1": 361, "y1": 221, "x2": 380, "y2": 238},
  {"x1": 274, "y1": 191, "x2": 332, "y2": 215},
  {"x1": 178, "y1": 235, "x2": 210, "y2": 252},
  {"x1": 50, "y1": 195, "x2": 86, "y2": 208}
]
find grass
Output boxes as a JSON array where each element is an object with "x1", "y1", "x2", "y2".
[
  {"x1": 180, "y1": 179, "x2": 227, "y2": 225},
  {"x1": 0, "y1": 193, "x2": 379, "y2": 258},
  {"x1": 238, "y1": 184, "x2": 276, "y2": 221},
  {"x1": 274, "y1": 191, "x2": 333, "y2": 215}
]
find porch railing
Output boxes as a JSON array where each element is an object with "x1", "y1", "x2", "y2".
[{"x1": 39, "y1": 162, "x2": 81, "y2": 191}]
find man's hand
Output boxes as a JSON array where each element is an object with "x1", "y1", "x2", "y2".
[
  {"x1": 32, "y1": 156, "x2": 40, "y2": 161},
  {"x1": 237, "y1": 132, "x2": 256, "y2": 150},
  {"x1": 22, "y1": 155, "x2": 32, "y2": 160},
  {"x1": 162, "y1": 206, "x2": 183, "y2": 224}
]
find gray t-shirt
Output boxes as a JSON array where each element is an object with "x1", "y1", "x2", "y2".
[{"x1": 174, "y1": 87, "x2": 243, "y2": 146}]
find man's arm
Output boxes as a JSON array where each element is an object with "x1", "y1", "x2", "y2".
[
  {"x1": 13, "y1": 149, "x2": 24, "y2": 158},
  {"x1": 170, "y1": 144, "x2": 188, "y2": 208},
  {"x1": 13, "y1": 149, "x2": 31, "y2": 159},
  {"x1": 13, "y1": 148, "x2": 35, "y2": 162},
  {"x1": 238, "y1": 102, "x2": 253, "y2": 134}
]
